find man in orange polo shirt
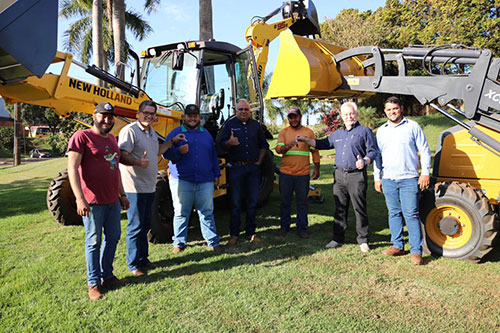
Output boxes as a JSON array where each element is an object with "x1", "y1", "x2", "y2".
[{"x1": 276, "y1": 107, "x2": 320, "y2": 239}]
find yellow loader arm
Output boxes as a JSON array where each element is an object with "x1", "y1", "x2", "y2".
[
  {"x1": 0, "y1": 51, "x2": 183, "y2": 138},
  {"x1": 245, "y1": 0, "x2": 371, "y2": 100}
]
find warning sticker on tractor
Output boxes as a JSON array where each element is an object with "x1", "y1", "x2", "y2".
[{"x1": 347, "y1": 78, "x2": 360, "y2": 86}]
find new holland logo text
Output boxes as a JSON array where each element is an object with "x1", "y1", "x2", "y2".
[{"x1": 68, "y1": 78, "x2": 133, "y2": 105}]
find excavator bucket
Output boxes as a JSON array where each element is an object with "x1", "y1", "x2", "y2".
[
  {"x1": 0, "y1": 0, "x2": 58, "y2": 84},
  {"x1": 266, "y1": 30, "x2": 373, "y2": 100},
  {"x1": 287, "y1": 0, "x2": 321, "y2": 37}
]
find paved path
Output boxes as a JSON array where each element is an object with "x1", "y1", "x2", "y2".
[{"x1": 0, "y1": 157, "x2": 53, "y2": 166}]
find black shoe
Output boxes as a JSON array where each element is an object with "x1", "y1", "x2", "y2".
[
  {"x1": 297, "y1": 230, "x2": 309, "y2": 239},
  {"x1": 141, "y1": 261, "x2": 158, "y2": 269}
]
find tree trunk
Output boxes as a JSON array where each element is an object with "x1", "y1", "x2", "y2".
[
  {"x1": 92, "y1": 0, "x2": 104, "y2": 86},
  {"x1": 199, "y1": 0, "x2": 213, "y2": 40},
  {"x1": 112, "y1": 0, "x2": 126, "y2": 81},
  {"x1": 199, "y1": 0, "x2": 214, "y2": 95}
]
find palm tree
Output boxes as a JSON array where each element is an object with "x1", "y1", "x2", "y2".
[
  {"x1": 199, "y1": 0, "x2": 213, "y2": 40},
  {"x1": 92, "y1": 0, "x2": 104, "y2": 85},
  {"x1": 106, "y1": 0, "x2": 126, "y2": 80},
  {"x1": 60, "y1": 0, "x2": 152, "y2": 72}
]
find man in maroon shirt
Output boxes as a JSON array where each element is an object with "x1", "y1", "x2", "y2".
[{"x1": 67, "y1": 102, "x2": 130, "y2": 301}]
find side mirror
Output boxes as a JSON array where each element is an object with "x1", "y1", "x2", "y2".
[
  {"x1": 172, "y1": 50, "x2": 184, "y2": 70},
  {"x1": 217, "y1": 88, "x2": 225, "y2": 110}
]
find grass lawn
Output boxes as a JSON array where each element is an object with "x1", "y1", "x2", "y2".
[{"x1": 1, "y1": 114, "x2": 500, "y2": 332}]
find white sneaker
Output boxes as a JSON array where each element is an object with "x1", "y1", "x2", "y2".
[
  {"x1": 360, "y1": 243, "x2": 370, "y2": 253},
  {"x1": 325, "y1": 240, "x2": 343, "y2": 249}
]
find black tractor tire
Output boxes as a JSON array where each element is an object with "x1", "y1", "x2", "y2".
[
  {"x1": 257, "y1": 149, "x2": 275, "y2": 207},
  {"x1": 46, "y1": 169, "x2": 82, "y2": 226},
  {"x1": 148, "y1": 173, "x2": 174, "y2": 244},
  {"x1": 419, "y1": 181, "x2": 498, "y2": 262}
]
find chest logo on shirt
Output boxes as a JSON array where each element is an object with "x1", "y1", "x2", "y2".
[{"x1": 104, "y1": 145, "x2": 118, "y2": 170}]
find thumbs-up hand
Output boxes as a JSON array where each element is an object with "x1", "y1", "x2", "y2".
[
  {"x1": 355, "y1": 155, "x2": 364, "y2": 170},
  {"x1": 226, "y1": 130, "x2": 240, "y2": 147},
  {"x1": 138, "y1": 150, "x2": 149, "y2": 168}
]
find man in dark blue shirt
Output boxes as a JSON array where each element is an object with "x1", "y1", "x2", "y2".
[
  {"x1": 164, "y1": 104, "x2": 223, "y2": 253},
  {"x1": 217, "y1": 99, "x2": 269, "y2": 245},
  {"x1": 297, "y1": 102, "x2": 377, "y2": 252}
]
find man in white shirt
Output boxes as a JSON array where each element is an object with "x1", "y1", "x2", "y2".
[{"x1": 373, "y1": 96, "x2": 431, "y2": 265}]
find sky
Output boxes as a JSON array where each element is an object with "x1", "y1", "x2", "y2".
[{"x1": 55, "y1": 0, "x2": 386, "y2": 81}]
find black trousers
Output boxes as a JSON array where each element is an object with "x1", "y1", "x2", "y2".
[{"x1": 332, "y1": 169, "x2": 369, "y2": 244}]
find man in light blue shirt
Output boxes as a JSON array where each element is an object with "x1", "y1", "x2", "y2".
[{"x1": 373, "y1": 96, "x2": 431, "y2": 265}]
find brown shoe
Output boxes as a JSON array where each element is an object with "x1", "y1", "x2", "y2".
[
  {"x1": 227, "y1": 236, "x2": 239, "y2": 246},
  {"x1": 102, "y1": 276, "x2": 129, "y2": 289},
  {"x1": 88, "y1": 285, "x2": 102, "y2": 301},
  {"x1": 210, "y1": 245, "x2": 224, "y2": 254},
  {"x1": 172, "y1": 246, "x2": 183, "y2": 254},
  {"x1": 382, "y1": 247, "x2": 405, "y2": 257},
  {"x1": 411, "y1": 254, "x2": 424, "y2": 265},
  {"x1": 249, "y1": 234, "x2": 262, "y2": 243},
  {"x1": 132, "y1": 269, "x2": 147, "y2": 277}
]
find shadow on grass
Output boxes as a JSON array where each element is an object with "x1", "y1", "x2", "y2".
[
  {"x1": 140, "y1": 175, "x2": 401, "y2": 282},
  {"x1": 0, "y1": 177, "x2": 51, "y2": 218}
]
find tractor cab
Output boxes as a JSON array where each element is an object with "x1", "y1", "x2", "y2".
[{"x1": 140, "y1": 40, "x2": 264, "y2": 138}]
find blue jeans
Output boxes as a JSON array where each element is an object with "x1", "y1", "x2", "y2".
[
  {"x1": 279, "y1": 172, "x2": 310, "y2": 232},
  {"x1": 228, "y1": 164, "x2": 260, "y2": 237},
  {"x1": 382, "y1": 178, "x2": 423, "y2": 254},
  {"x1": 169, "y1": 177, "x2": 220, "y2": 248},
  {"x1": 82, "y1": 201, "x2": 122, "y2": 286},
  {"x1": 125, "y1": 192, "x2": 155, "y2": 271}
]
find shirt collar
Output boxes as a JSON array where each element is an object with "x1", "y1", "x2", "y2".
[
  {"x1": 344, "y1": 121, "x2": 360, "y2": 131},
  {"x1": 181, "y1": 124, "x2": 204, "y2": 132},
  {"x1": 136, "y1": 120, "x2": 151, "y2": 134},
  {"x1": 384, "y1": 116, "x2": 407, "y2": 128}
]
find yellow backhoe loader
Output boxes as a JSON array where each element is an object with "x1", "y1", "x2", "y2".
[
  {"x1": 2, "y1": 1, "x2": 499, "y2": 262},
  {"x1": 0, "y1": 0, "x2": 277, "y2": 243},
  {"x1": 248, "y1": 1, "x2": 500, "y2": 262}
]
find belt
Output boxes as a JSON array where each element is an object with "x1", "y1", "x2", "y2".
[
  {"x1": 336, "y1": 168, "x2": 362, "y2": 173},
  {"x1": 231, "y1": 160, "x2": 257, "y2": 166}
]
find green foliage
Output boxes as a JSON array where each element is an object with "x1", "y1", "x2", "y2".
[
  {"x1": 59, "y1": 0, "x2": 152, "y2": 66},
  {"x1": 357, "y1": 106, "x2": 378, "y2": 129},
  {"x1": 320, "y1": 8, "x2": 390, "y2": 48},
  {"x1": 21, "y1": 103, "x2": 62, "y2": 133},
  {"x1": 0, "y1": 127, "x2": 14, "y2": 150}
]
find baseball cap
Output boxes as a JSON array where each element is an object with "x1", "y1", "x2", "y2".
[
  {"x1": 184, "y1": 104, "x2": 200, "y2": 115},
  {"x1": 287, "y1": 107, "x2": 301, "y2": 116},
  {"x1": 94, "y1": 102, "x2": 115, "y2": 114}
]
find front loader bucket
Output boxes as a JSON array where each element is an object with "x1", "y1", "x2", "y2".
[
  {"x1": 266, "y1": 30, "x2": 373, "y2": 100},
  {"x1": 0, "y1": 0, "x2": 58, "y2": 84}
]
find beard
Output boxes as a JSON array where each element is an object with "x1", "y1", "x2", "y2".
[
  {"x1": 183, "y1": 121, "x2": 199, "y2": 129},
  {"x1": 95, "y1": 121, "x2": 114, "y2": 135}
]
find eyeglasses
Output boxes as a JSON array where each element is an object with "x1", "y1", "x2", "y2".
[
  {"x1": 141, "y1": 111, "x2": 156, "y2": 117},
  {"x1": 237, "y1": 108, "x2": 250, "y2": 111}
]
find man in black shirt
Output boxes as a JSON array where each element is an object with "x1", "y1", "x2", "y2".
[
  {"x1": 218, "y1": 99, "x2": 269, "y2": 245},
  {"x1": 297, "y1": 102, "x2": 377, "y2": 252}
]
